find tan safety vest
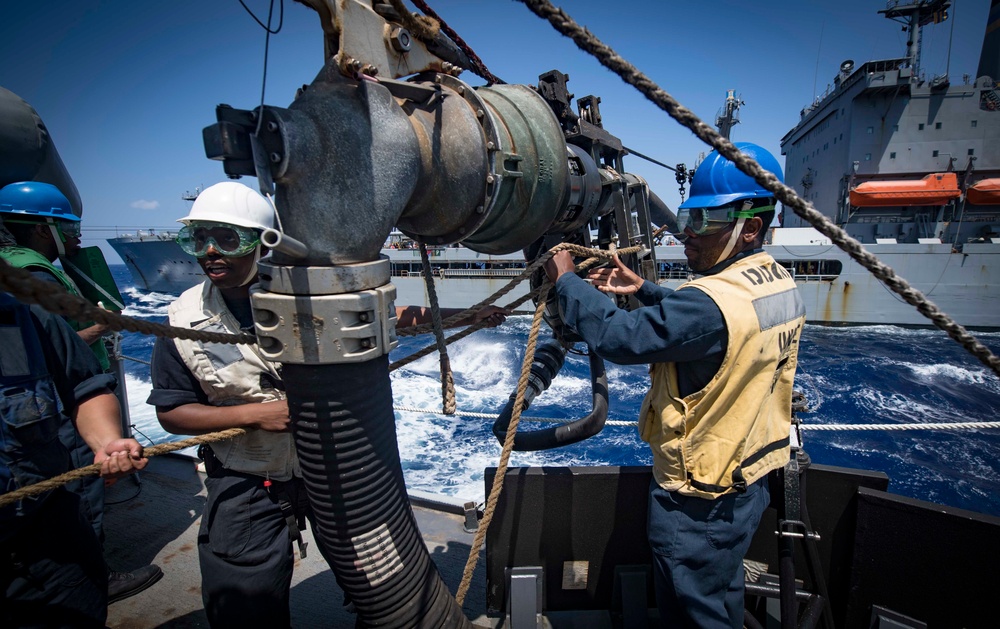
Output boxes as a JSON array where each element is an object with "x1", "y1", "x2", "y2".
[
  {"x1": 638, "y1": 252, "x2": 805, "y2": 498},
  {"x1": 168, "y1": 282, "x2": 299, "y2": 480}
]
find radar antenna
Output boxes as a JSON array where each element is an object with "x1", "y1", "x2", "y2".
[{"x1": 181, "y1": 186, "x2": 202, "y2": 202}]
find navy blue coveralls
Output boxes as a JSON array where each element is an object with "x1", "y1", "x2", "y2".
[
  {"x1": 147, "y1": 294, "x2": 337, "y2": 629},
  {"x1": 27, "y1": 269, "x2": 107, "y2": 543},
  {"x1": 0, "y1": 293, "x2": 117, "y2": 628},
  {"x1": 553, "y1": 250, "x2": 771, "y2": 628}
]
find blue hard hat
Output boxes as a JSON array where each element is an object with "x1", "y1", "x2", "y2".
[
  {"x1": 678, "y1": 142, "x2": 783, "y2": 209},
  {"x1": 0, "y1": 181, "x2": 80, "y2": 221}
]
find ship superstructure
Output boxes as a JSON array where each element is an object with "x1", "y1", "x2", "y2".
[{"x1": 781, "y1": 0, "x2": 1000, "y2": 247}]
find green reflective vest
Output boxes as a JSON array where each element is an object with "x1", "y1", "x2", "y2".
[{"x1": 0, "y1": 246, "x2": 111, "y2": 371}]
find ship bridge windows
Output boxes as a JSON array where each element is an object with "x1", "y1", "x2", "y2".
[
  {"x1": 972, "y1": 120, "x2": 978, "y2": 128},
  {"x1": 778, "y1": 260, "x2": 843, "y2": 282},
  {"x1": 935, "y1": 122, "x2": 942, "y2": 129},
  {"x1": 890, "y1": 152, "x2": 897, "y2": 159},
  {"x1": 919, "y1": 123, "x2": 925, "y2": 130}
]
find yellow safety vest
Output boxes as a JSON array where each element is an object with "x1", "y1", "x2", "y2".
[
  {"x1": 168, "y1": 281, "x2": 299, "y2": 480},
  {"x1": 638, "y1": 252, "x2": 805, "y2": 498}
]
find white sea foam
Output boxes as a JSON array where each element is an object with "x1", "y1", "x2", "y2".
[
  {"x1": 852, "y1": 387, "x2": 965, "y2": 424},
  {"x1": 121, "y1": 287, "x2": 176, "y2": 317},
  {"x1": 805, "y1": 323, "x2": 1000, "y2": 341},
  {"x1": 791, "y1": 372, "x2": 828, "y2": 412},
  {"x1": 122, "y1": 373, "x2": 168, "y2": 444},
  {"x1": 905, "y1": 362, "x2": 1000, "y2": 390}
]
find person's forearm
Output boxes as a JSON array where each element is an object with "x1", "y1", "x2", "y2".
[
  {"x1": 156, "y1": 402, "x2": 288, "y2": 435},
  {"x1": 76, "y1": 324, "x2": 108, "y2": 346},
  {"x1": 555, "y1": 277, "x2": 649, "y2": 364},
  {"x1": 73, "y1": 390, "x2": 123, "y2": 454},
  {"x1": 556, "y1": 273, "x2": 727, "y2": 365},
  {"x1": 396, "y1": 306, "x2": 468, "y2": 328},
  {"x1": 634, "y1": 280, "x2": 673, "y2": 306}
]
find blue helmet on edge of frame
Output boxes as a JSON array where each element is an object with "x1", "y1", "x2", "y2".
[{"x1": 0, "y1": 181, "x2": 80, "y2": 222}]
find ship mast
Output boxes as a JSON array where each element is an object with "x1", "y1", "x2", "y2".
[
  {"x1": 715, "y1": 89, "x2": 743, "y2": 140},
  {"x1": 879, "y1": 0, "x2": 951, "y2": 83},
  {"x1": 692, "y1": 90, "x2": 744, "y2": 174}
]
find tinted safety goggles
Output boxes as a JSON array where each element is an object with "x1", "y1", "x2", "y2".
[
  {"x1": 2, "y1": 217, "x2": 81, "y2": 241},
  {"x1": 675, "y1": 201, "x2": 775, "y2": 236},
  {"x1": 177, "y1": 222, "x2": 261, "y2": 258}
]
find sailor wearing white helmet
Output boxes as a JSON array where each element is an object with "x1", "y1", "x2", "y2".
[
  {"x1": 147, "y1": 181, "x2": 329, "y2": 627},
  {"x1": 148, "y1": 181, "x2": 507, "y2": 626}
]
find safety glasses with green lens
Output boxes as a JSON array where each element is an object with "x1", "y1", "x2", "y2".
[
  {"x1": 176, "y1": 222, "x2": 261, "y2": 258},
  {"x1": 675, "y1": 201, "x2": 775, "y2": 236},
  {"x1": 57, "y1": 220, "x2": 81, "y2": 240},
  {"x1": 1, "y1": 217, "x2": 81, "y2": 241}
]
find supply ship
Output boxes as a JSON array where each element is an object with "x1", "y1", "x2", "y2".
[{"x1": 779, "y1": 0, "x2": 1000, "y2": 328}]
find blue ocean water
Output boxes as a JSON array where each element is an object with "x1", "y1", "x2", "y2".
[{"x1": 111, "y1": 267, "x2": 1000, "y2": 518}]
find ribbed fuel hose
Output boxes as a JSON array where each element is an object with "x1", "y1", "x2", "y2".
[{"x1": 285, "y1": 358, "x2": 471, "y2": 628}]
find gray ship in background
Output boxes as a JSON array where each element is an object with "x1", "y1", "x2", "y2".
[{"x1": 774, "y1": 0, "x2": 1000, "y2": 326}]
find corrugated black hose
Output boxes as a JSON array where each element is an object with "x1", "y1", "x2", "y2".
[{"x1": 285, "y1": 358, "x2": 471, "y2": 628}]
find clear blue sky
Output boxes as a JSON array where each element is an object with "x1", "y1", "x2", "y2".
[{"x1": 2, "y1": 0, "x2": 990, "y2": 263}]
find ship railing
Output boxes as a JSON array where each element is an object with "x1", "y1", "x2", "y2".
[
  {"x1": 131, "y1": 230, "x2": 179, "y2": 242},
  {"x1": 781, "y1": 260, "x2": 843, "y2": 282},
  {"x1": 793, "y1": 273, "x2": 840, "y2": 283},
  {"x1": 389, "y1": 267, "x2": 526, "y2": 279},
  {"x1": 657, "y1": 269, "x2": 693, "y2": 281},
  {"x1": 437, "y1": 268, "x2": 524, "y2": 279}
]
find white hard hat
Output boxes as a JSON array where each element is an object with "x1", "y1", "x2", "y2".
[{"x1": 178, "y1": 182, "x2": 274, "y2": 230}]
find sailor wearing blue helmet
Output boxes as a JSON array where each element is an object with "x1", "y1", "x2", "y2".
[
  {"x1": 546, "y1": 143, "x2": 805, "y2": 627},
  {"x1": 0, "y1": 180, "x2": 164, "y2": 603},
  {"x1": 0, "y1": 181, "x2": 82, "y2": 257},
  {"x1": 675, "y1": 142, "x2": 786, "y2": 270}
]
